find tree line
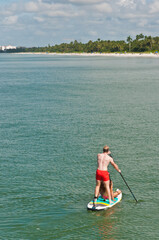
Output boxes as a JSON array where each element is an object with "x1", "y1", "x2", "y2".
[{"x1": 3, "y1": 34, "x2": 159, "y2": 53}]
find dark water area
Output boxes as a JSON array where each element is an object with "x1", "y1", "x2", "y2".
[{"x1": 0, "y1": 54, "x2": 159, "y2": 239}]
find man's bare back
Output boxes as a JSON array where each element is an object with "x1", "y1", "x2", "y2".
[{"x1": 97, "y1": 153, "x2": 112, "y2": 171}]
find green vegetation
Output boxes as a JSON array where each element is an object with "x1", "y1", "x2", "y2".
[{"x1": 3, "y1": 34, "x2": 159, "y2": 53}]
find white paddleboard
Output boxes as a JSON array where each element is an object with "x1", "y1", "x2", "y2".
[{"x1": 87, "y1": 190, "x2": 122, "y2": 211}]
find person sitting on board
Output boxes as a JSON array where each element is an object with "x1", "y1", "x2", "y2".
[
  {"x1": 99, "y1": 179, "x2": 121, "y2": 201},
  {"x1": 93, "y1": 145, "x2": 121, "y2": 207}
]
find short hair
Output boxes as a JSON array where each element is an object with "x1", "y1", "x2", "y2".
[{"x1": 103, "y1": 145, "x2": 109, "y2": 153}]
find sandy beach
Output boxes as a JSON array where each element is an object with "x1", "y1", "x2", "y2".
[{"x1": 13, "y1": 52, "x2": 159, "y2": 57}]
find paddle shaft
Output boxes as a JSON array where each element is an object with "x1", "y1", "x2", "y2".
[
  {"x1": 119, "y1": 172, "x2": 138, "y2": 203},
  {"x1": 109, "y1": 154, "x2": 138, "y2": 203}
]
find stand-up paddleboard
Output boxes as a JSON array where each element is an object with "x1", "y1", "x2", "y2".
[{"x1": 87, "y1": 190, "x2": 122, "y2": 211}]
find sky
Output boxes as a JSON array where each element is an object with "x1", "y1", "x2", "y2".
[{"x1": 0, "y1": 0, "x2": 159, "y2": 47}]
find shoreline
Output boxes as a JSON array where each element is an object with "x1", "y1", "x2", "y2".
[{"x1": 12, "y1": 52, "x2": 159, "y2": 57}]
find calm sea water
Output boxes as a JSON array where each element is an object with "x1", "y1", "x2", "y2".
[{"x1": 0, "y1": 54, "x2": 159, "y2": 240}]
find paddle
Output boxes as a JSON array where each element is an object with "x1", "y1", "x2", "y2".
[
  {"x1": 109, "y1": 154, "x2": 138, "y2": 203},
  {"x1": 119, "y1": 172, "x2": 138, "y2": 203}
]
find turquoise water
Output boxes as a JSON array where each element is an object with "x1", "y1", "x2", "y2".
[{"x1": 0, "y1": 54, "x2": 159, "y2": 239}]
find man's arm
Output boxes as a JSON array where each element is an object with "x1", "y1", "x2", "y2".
[{"x1": 110, "y1": 158, "x2": 121, "y2": 172}]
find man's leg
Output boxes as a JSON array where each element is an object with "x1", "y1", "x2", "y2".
[
  {"x1": 94, "y1": 180, "x2": 101, "y2": 198},
  {"x1": 104, "y1": 180, "x2": 113, "y2": 204},
  {"x1": 93, "y1": 180, "x2": 101, "y2": 207}
]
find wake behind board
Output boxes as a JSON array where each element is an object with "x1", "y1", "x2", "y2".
[{"x1": 87, "y1": 191, "x2": 122, "y2": 211}]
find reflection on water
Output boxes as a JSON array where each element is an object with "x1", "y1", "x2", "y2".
[{"x1": 94, "y1": 206, "x2": 121, "y2": 240}]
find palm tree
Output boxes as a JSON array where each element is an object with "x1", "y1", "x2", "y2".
[
  {"x1": 127, "y1": 36, "x2": 132, "y2": 52},
  {"x1": 136, "y1": 33, "x2": 144, "y2": 41}
]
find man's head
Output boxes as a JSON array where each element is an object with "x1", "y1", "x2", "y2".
[{"x1": 103, "y1": 145, "x2": 110, "y2": 153}]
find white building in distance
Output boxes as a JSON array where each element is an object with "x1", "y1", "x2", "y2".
[{"x1": 0, "y1": 45, "x2": 16, "y2": 51}]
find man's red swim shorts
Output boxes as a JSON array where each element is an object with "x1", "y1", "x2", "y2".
[{"x1": 96, "y1": 169, "x2": 110, "y2": 181}]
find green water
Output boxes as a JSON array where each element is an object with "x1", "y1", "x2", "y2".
[{"x1": 0, "y1": 54, "x2": 159, "y2": 239}]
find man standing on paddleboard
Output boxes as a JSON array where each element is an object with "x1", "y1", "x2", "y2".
[{"x1": 93, "y1": 145, "x2": 121, "y2": 206}]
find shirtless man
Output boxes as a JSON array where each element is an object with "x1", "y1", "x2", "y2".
[{"x1": 93, "y1": 145, "x2": 121, "y2": 206}]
